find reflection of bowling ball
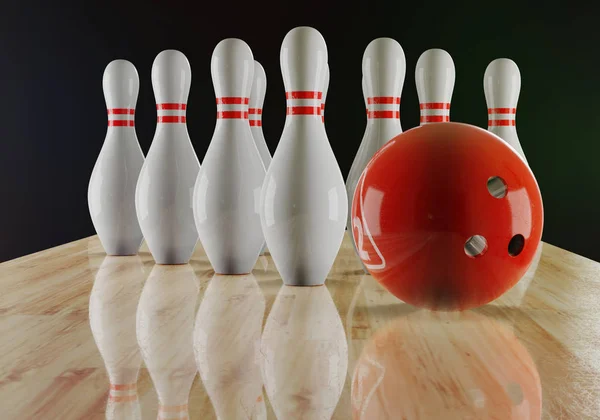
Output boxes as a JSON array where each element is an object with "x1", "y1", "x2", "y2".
[
  {"x1": 351, "y1": 122, "x2": 543, "y2": 311},
  {"x1": 351, "y1": 311, "x2": 542, "y2": 419}
]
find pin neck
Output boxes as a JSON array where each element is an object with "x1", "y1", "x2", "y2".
[
  {"x1": 158, "y1": 403, "x2": 189, "y2": 418},
  {"x1": 216, "y1": 97, "x2": 249, "y2": 120},
  {"x1": 156, "y1": 103, "x2": 187, "y2": 124},
  {"x1": 488, "y1": 107, "x2": 516, "y2": 128},
  {"x1": 366, "y1": 97, "x2": 400, "y2": 120},
  {"x1": 365, "y1": 96, "x2": 401, "y2": 128},
  {"x1": 248, "y1": 107, "x2": 262, "y2": 127},
  {"x1": 108, "y1": 383, "x2": 137, "y2": 403},
  {"x1": 285, "y1": 91, "x2": 322, "y2": 119},
  {"x1": 419, "y1": 102, "x2": 451, "y2": 125},
  {"x1": 107, "y1": 108, "x2": 135, "y2": 127}
]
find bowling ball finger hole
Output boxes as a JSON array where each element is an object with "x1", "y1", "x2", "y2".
[
  {"x1": 464, "y1": 235, "x2": 488, "y2": 258},
  {"x1": 487, "y1": 176, "x2": 507, "y2": 198},
  {"x1": 508, "y1": 234, "x2": 525, "y2": 257}
]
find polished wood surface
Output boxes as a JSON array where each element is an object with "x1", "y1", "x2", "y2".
[{"x1": 1, "y1": 234, "x2": 599, "y2": 419}]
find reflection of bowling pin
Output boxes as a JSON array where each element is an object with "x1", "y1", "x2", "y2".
[
  {"x1": 415, "y1": 48, "x2": 455, "y2": 125},
  {"x1": 321, "y1": 63, "x2": 329, "y2": 123},
  {"x1": 135, "y1": 50, "x2": 200, "y2": 264},
  {"x1": 193, "y1": 39, "x2": 265, "y2": 275},
  {"x1": 346, "y1": 38, "x2": 405, "y2": 267},
  {"x1": 351, "y1": 311, "x2": 541, "y2": 419},
  {"x1": 194, "y1": 274, "x2": 266, "y2": 419},
  {"x1": 88, "y1": 60, "x2": 145, "y2": 256},
  {"x1": 260, "y1": 26, "x2": 347, "y2": 286},
  {"x1": 136, "y1": 264, "x2": 199, "y2": 419},
  {"x1": 261, "y1": 285, "x2": 348, "y2": 419},
  {"x1": 484, "y1": 58, "x2": 528, "y2": 164},
  {"x1": 89, "y1": 256, "x2": 146, "y2": 419},
  {"x1": 249, "y1": 61, "x2": 272, "y2": 256}
]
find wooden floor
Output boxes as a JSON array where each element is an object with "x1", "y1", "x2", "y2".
[{"x1": 0, "y1": 234, "x2": 599, "y2": 419}]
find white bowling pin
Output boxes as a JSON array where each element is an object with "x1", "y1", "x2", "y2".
[
  {"x1": 249, "y1": 60, "x2": 271, "y2": 256},
  {"x1": 415, "y1": 48, "x2": 455, "y2": 125},
  {"x1": 136, "y1": 264, "x2": 199, "y2": 420},
  {"x1": 261, "y1": 285, "x2": 348, "y2": 419},
  {"x1": 135, "y1": 50, "x2": 200, "y2": 265},
  {"x1": 484, "y1": 58, "x2": 528, "y2": 164},
  {"x1": 193, "y1": 39, "x2": 265, "y2": 275},
  {"x1": 89, "y1": 60, "x2": 145, "y2": 256},
  {"x1": 89, "y1": 256, "x2": 146, "y2": 420},
  {"x1": 194, "y1": 274, "x2": 266, "y2": 419},
  {"x1": 346, "y1": 38, "x2": 405, "y2": 269},
  {"x1": 321, "y1": 63, "x2": 329, "y2": 123},
  {"x1": 260, "y1": 26, "x2": 347, "y2": 286},
  {"x1": 362, "y1": 78, "x2": 368, "y2": 119},
  {"x1": 346, "y1": 77, "x2": 369, "y2": 269}
]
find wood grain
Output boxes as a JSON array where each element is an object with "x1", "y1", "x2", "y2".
[{"x1": 0, "y1": 234, "x2": 598, "y2": 419}]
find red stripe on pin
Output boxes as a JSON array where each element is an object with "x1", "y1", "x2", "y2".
[
  {"x1": 249, "y1": 120, "x2": 262, "y2": 126},
  {"x1": 488, "y1": 108, "x2": 516, "y2": 114},
  {"x1": 109, "y1": 395, "x2": 138, "y2": 403},
  {"x1": 286, "y1": 91, "x2": 322, "y2": 99},
  {"x1": 420, "y1": 103, "x2": 450, "y2": 110},
  {"x1": 217, "y1": 111, "x2": 248, "y2": 119},
  {"x1": 368, "y1": 97, "x2": 400, "y2": 104},
  {"x1": 248, "y1": 108, "x2": 262, "y2": 115},
  {"x1": 216, "y1": 97, "x2": 249, "y2": 105},
  {"x1": 108, "y1": 120, "x2": 134, "y2": 126},
  {"x1": 107, "y1": 108, "x2": 134, "y2": 115},
  {"x1": 286, "y1": 106, "x2": 321, "y2": 115},
  {"x1": 156, "y1": 103, "x2": 187, "y2": 110},
  {"x1": 110, "y1": 384, "x2": 137, "y2": 391},
  {"x1": 368, "y1": 110, "x2": 400, "y2": 119},
  {"x1": 157, "y1": 116, "x2": 186, "y2": 123},
  {"x1": 158, "y1": 404, "x2": 188, "y2": 413},
  {"x1": 488, "y1": 120, "x2": 516, "y2": 126},
  {"x1": 420, "y1": 115, "x2": 450, "y2": 123}
]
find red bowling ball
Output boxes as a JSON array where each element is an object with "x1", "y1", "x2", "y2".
[{"x1": 351, "y1": 122, "x2": 543, "y2": 311}]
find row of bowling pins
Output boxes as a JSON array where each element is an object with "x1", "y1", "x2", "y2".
[
  {"x1": 89, "y1": 26, "x2": 527, "y2": 287},
  {"x1": 89, "y1": 256, "x2": 347, "y2": 419},
  {"x1": 89, "y1": 27, "x2": 343, "y2": 286},
  {"x1": 345, "y1": 37, "x2": 528, "y2": 270}
]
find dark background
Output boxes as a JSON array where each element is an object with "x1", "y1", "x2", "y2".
[{"x1": 1, "y1": 2, "x2": 598, "y2": 263}]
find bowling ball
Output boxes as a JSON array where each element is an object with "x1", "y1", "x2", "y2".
[
  {"x1": 351, "y1": 311, "x2": 542, "y2": 419},
  {"x1": 351, "y1": 122, "x2": 543, "y2": 311}
]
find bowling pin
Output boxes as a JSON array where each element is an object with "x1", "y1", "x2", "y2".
[
  {"x1": 260, "y1": 26, "x2": 347, "y2": 286},
  {"x1": 484, "y1": 58, "x2": 528, "y2": 164},
  {"x1": 248, "y1": 60, "x2": 271, "y2": 256},
  {"x1": 362, "y1": 77, "x2": 368, "y2": 118},
  {"x1": 261, "y1": 285, "x2": 348, "y2": 419},
  {"x1": 347, "y1": 78, "x2": 369, "y2": 251},
  {"x1": 136, "y1": 264, "x2": 199, "y2": 420},
  {"x1": 346, "y1": 38, "x2": 405, "y2": 269},
  {"x1": 321, "y1": 63, "x2": 329, "y2": 123},
  {"x1": 415, "y1": 48, "x2": 455, "y2": 125},
  {"x1": 89, "y1": 256, "x2": 146, "y2": 420},
  {"x1": 193, "y1": 39, "x2": 265, "y2": 274},
  {"x1": 135, "y1": 50, "x2": 200, "y2": 265},
  {"x1": 194, "y1": 274, "x2": 266, "y2": 419},
  {"x1": 89, "y1": 59, "x2": 145, "y2": 256}
]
